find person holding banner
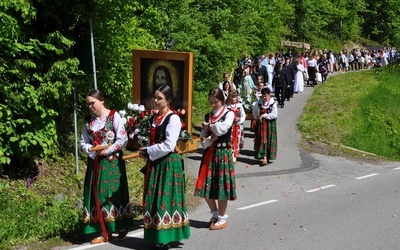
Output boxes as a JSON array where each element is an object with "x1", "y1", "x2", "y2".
[
  {"x1": 79, "y1": 89, "x2": 133, "y2": 244},
  {"x1": 139, "y1": 84, "x2": 190, "y2": 249},
  {"x1": 194, "y1": 87, "x2": 237, "y2": 230}
]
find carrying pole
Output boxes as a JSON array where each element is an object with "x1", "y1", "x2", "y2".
[{"x1": 89, "y1": 18, "x2": 97, "y2": 89}]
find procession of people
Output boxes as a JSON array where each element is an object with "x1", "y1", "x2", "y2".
[{"x1": 79, "y1": 45, "x2": 397, "y2": 249}]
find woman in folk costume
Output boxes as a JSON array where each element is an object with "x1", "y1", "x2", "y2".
[
  {"x1": 255, "y1": 75, "x2": 265, "y2": 100},
  {"x1": 80, "y1": 89, "x2": 133, "y2": 244},
  {"x1": 252, "y1": 87, "x2": 278, "y2": 166},
  {"x1": 226, "y1": 90, "x2": 246, "y2": 164},
  {"x1": 139, "y1": 84, "x2": 190, "y2": 249},
  {"x1": 194, "y1": 87, "x2": 237, "y2": 230}
]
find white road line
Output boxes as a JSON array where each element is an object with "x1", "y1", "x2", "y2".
[
  {"x1": 237, "y1": 200, "x2": 279, "y2": 210},
  {"x1": 68, "y1": 230, "x2": 144, "y2": 250},
  {"x1": 355, "y1": 173, "x2": 378, "y2": 180},
  {"x1": 394, "y1": 167, "x2": 400, "y2": 170},
  {"x1": 306, "y1": 184, "x2": 336, "y2": 193}
]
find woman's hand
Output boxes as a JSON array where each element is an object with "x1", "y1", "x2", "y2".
[
  {"x1": 138, "y1": 147, "x2": 148, "y2": 160},
  {"x1": 98, "y1": 149, "x2": 107, "y2": 156},
  {"x1": 210, "y1": 133, "x2": 218, "y2": 142},
  {"x1": 202, "y1": 121, "x2": 209, "y2": 130}
]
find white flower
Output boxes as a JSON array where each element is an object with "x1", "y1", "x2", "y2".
[
  {"x1": 129, "y1": 133, "x2": 135, "y2": 139},
  {"x1": 132, "y1": 104, "x2": 139, "y2": 110},
  {"x1": 106, "y1": 131, "x2": 115, "y2": 141},
  {"x1": 127, "y1": 103, "x2": 135, "y2": 110},
  {"x1": 119, "y1": 109, "x2": 126, "y2": 117},
  {"x1": 134, "y1": 128, "x2": 140, "y2": 134},
  {"x1": 138, "y1": 105, "x2": 145, "y2": 112}
]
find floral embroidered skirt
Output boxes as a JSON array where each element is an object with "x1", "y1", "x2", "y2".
[
  {"x1": 143, "y1": 153, "x2": 190, "y2": 244},
  {"x1": 254, "y1": 120, "x2": 277, "y2": 160},
  {"x1": 231, "y1": 123, "x2": 244, "y2": 157},
  {"x1": 83, "y1": 155, "x2": 134, "y2": 234},
  {"x1": 194, "y1": 147, "x2": 237, "y2": 201}
]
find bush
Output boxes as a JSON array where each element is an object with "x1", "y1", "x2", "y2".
[{"x1": 0, "y1": 179, "x2": 81, "y2": 249}]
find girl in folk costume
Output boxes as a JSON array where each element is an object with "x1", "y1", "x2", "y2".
[
  {"x1": 194, "y1": 87, "x2": 237, "y2": 230},
  {"x1": 226, "y1": 90, "x2": 246, "y2": 164},
  {"x1": 255, "y1": 75, "x2": 265, "y2": 100},
  {"x1": 222, "y1": 80, "x2": 233, "y2": 100},
  {"x1": 139, "y1": 84, "x2": 190, "y2": 249},
  {"x1": 79, "y1": 89, "x2": 133, "y2": 244},
  {"x1": 252, "y1": 87, "x2": 278, "y2": 166}
]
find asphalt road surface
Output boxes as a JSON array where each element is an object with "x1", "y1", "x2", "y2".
[{"x1": 62, "y1": 84, "x2": 400, "y2": 250}]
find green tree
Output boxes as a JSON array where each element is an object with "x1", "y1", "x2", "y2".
[
  {"x1": 288, "y1": 0, "x2": 365, "y2": 47},
  {"x1": 0, "y1": 1, "x2": 82, "y2": 172},
  {"x1": 362, "y1": 0, "x2": 400, "y2": 47}
]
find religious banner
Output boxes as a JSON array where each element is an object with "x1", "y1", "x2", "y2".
[
  {"x1": 280, "y1": 41, "x2": 311, "y2": 50},
  {"x1": 123, "y1": 49, "x2": 200, "y2": 157},
  {"x1": 132, "y1": 49, "x2": 194, "y2": 134}
]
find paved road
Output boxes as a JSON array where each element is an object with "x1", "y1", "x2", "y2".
[{"x1": 62, "y1": 84, "x2": 400, "y2": 250}]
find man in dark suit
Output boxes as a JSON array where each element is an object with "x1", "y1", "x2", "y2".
[
  {"x1": 274, "y1": 60, "x2": 286, "y2": 108},
  {"x1": 233, "y1": 60, "x2": 244, "y2": 90},
  {"x1": 283, "y1": 56, "x2": 295, "y2": 101},
  {"x1": 254, "y1": 58, "x2": 268, "y2": 85}
]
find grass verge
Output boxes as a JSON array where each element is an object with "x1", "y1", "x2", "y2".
[{"x1": 298, "y1": 64, "x2": 400, "y2": 161}]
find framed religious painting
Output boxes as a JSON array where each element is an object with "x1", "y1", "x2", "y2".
[{"x1": 132, "y1": 49, "x2": 194, "y2": 134}]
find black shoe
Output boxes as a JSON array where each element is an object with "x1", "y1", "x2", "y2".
[{"x1": 153, "y1": 244, "x2": 169, "y2": 250}]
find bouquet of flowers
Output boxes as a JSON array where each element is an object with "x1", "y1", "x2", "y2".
[
  {"x1": 242, "y1": 96, "x2": 256, "y2": 114},
  {"x1": 173, "y1": 109, "x2": 193, "y2": 143},
  {"x1": 119, "y1": 103, "x2": 154, "y2": 147},
  {"x1": 119, "y1": 103, "x2": 192, "y2": 147}
]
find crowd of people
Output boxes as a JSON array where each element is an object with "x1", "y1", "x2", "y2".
[
  {"x1": 77, "y1": 45, "x2": 397, "y2": 249},
  {"x1": 233, "y1": 46, "x2": 397, "y2": 108}
]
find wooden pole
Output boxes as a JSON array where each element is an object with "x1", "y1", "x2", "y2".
[{"x1": 88, "y1": 145, "x2": 111, "y2": 152}]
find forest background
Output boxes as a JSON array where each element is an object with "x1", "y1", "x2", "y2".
[{"x1": 1, "y1": 0, "x2": 400, "y2": 248}]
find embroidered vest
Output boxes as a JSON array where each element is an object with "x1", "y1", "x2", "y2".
[
  {"x1": 149, "y1": 113, "x2": 177, "y2": 145},
  {"x1": 205, "y1": 111, "x2": 232, "y2": 148},
  {"x1": 85, "y1": 110, "x2": 116, "y2": 146}
]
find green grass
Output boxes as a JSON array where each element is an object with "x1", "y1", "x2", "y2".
[
  {"x1": 0, "y1": 150, "x2": 198, "y2": 250},
  {"x1": 298, "y1": 64, "x2": 400, "y2": 160}
]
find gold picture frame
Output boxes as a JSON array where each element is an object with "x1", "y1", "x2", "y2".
[{"x1": 132, "y1": 49, "x2": 194, "y2": 134}]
